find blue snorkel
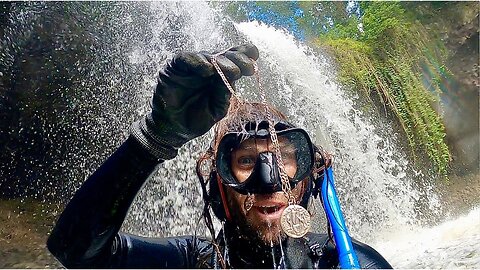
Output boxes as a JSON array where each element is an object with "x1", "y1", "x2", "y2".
[{"x1": 320, "y1": 167, "x2": 361, "y2": 269}]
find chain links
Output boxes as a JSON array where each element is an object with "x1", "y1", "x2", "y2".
[
  {"x1": 253, "y1": 62, "x2": 295, "y2": 205},
  {"x1": 210, "y1": 51, "x2": 295, "y2": 205},
  {"x1": 211, "y1": 53, "x2": 240, "y2": 100}
]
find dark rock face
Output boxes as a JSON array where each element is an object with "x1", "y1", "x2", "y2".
[
  {"x1": 0, "y1": 3, "x2": 154, "y2": 200},
  {"x1": 443, "y1": 13, "x2": 479, "y2": 175},
  {"x1": 404, "y1": 2, "x2": 478, "y2": 174},
  {"x1": 1, "y1": 3, "x2": 94, "y2": 198}
]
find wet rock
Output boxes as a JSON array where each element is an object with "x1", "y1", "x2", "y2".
[{"x1": 0, "y1": 199, "x2": 61, "y2": 268}]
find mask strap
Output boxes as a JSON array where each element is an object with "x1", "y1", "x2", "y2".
[{"x1": 216, "y1": 174, "x2": 232, "y2": 222}]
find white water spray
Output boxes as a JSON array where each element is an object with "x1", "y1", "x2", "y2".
[
  {"x1": 234, "y1": 21, "x2": 437, "y2": 241},
  {"x1": 376, "y1": 207, "x2": 480, "y2": 268},
  {"x1": 119, "y1": 2, "x2": 478, "y2": 268},
  {"x1": 2, "y1": 2, "x2": 477, "y2": 268}
]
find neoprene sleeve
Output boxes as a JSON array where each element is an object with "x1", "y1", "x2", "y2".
[{"x1": 47, "y1": 136, "x2": 161, "y2": 268}]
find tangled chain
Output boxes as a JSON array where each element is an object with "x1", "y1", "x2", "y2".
[
  {"x1": 211, "y1": 52, "x2": 295, "y2": 205},
  {"x1": 252, "y1": 62, "x2": 295, "y2": 204}
]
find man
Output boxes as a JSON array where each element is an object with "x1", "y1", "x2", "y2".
[{"x1": 47, "y1": 44, "x2": 392, "y2": 268}]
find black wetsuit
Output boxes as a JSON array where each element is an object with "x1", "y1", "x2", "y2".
[{"x1": 47, "y1": 136, "x2": 392, "y2": 269}]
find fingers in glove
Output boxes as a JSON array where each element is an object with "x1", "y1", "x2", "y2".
[
  {"x1": 173, "y1": 52, "x2": 215, "y2": 77},
  {"x1": 224, "y1": 50, "x2": 256, "y2": 76},
  {"x1": 229, "y1": 43, "x2": 259, "y2": 61},
  {"x1": 210, "y1": 54, "x2": 242, "y2": 81}
]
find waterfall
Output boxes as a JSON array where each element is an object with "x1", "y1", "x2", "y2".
[
  {"x1": 2, "y1": 2, "x2": 478, "y2": 268},
  {"x1": 122, "y1": 2, "x2": 442, "y2": 244}
]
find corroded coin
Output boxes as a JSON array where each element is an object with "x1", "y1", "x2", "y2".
[{"x1": 280, "y1": 204, "x2": 311, "y2": 238}]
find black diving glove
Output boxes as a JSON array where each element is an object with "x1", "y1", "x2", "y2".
[{"x1": 131, "y1": 44, "x2": 259, "y2": 160}]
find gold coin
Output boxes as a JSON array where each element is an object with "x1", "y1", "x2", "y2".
[{"x1": 280, "y1": 204, "x2": 311, "y2": 238}]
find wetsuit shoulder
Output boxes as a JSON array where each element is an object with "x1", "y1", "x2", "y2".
[
  {"x1": 352, "y1": 239, "x2": 393, "y2": 269},
  {"x1": 305, "y1": 233, "x2": 392, "y2": 269},
  {"x1": 106, "y1": 233, "x2": 212, "y2": 268}
]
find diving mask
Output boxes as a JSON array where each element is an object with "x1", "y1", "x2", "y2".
[{"x1": 215, "y1": 122, "x2": 315, "y2": 195}]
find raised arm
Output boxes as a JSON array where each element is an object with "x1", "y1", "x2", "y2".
[
  {"x1": 47, "y1": 137, "x2": 160, "y2": 268},
  {"x1": 47, "y1": 44, "x2": 259, "y2": 268}
]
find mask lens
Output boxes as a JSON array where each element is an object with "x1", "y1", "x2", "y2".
[{"x1": 281, "y1": 130, "x2": 313, "y2": 180}]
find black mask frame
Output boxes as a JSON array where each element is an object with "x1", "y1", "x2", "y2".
[{"x1": 215, "y1": 127, "x2": 315, "y2": 195}]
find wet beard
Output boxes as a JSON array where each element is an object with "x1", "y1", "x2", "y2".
[
  {"x1": 228, "y1": 201, "x2": 287, "y2": 246},
  {"x1": 224, "y1": 209, "x2": 288, "y2": 268}
]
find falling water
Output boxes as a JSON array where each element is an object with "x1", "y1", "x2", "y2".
[
  {"x1": 123, "y1": 3, "x2": 439, "y2": 242},
  {"x1": 233, "y1": 21, "x2": 436, "y2": 240},
  {"x1": 118, "y1": 3, "x2": 478, "y2": 268},
  {"x1": 1, "y1": 2, "x2": 478, "y2": 268}
]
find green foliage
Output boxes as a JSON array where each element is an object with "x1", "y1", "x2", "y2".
[
  {"x1": 316, "y1": 2, "x2": 452, "y2": 175},
  {"x1": 360, "y1": 2, "x2": 407, "y2": 42}
]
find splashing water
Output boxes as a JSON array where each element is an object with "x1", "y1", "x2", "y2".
[
  {"x1": 376, "y1": 207, "x2": 480, "y2": 268},
  {"x1": 119, "y1": 3, "x2": 478, "y2": 268},
  {"x1": 123, "y1": 4, "x2": 438, "y2": 241},
  {"x1": 232, "y1": 21, "x2": 479, "y2": 269},
  {"x1": 2, "y1": 2, "x2": 478, "y2": 268},
  {"x1": 233, "y1": 21, "x2": 436, "y2": 241}
]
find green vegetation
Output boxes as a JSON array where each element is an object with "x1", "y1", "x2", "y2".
[
  {"x1": 316, "y1": 2, "x2": 451, "y2": 174},
  {"x1": 225, "y1": 1, "x2": 458, "y2": 174}
]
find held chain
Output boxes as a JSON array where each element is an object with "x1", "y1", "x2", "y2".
[
  {"x1": 252, "y1": 62, "x2": 295, "y2": 205},
  {"x1": 210, "y1": 52, "x2": 241, "y2": 102},
  {"x1": 211, "y1": 52, "x2": 310, "y2": 239},
  {"x1": 210, "y1": 52, "x2": 295, "y2": 204}
]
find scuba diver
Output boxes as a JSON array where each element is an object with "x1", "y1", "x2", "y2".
[{"x1": 47, "y1": 44, "x2": 392, "y2": 269}]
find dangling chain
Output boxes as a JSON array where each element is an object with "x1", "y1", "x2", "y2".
[
  {"x1": 211, "y1": 49, "x2": 243, "y2": 112},
  {"x1": 252, "y1": 66, "x2": 310, "y2": 239},
  {"x1": 253, "y1": 62, "x2": 295, "y2": 205},
  {"x1": 211, "y1": 53, "x2": 295, "y2": 205},
  {"x1": 211, "y1": 55, "x2": 241, "y2": 102},
  {"x1": 211, "y1": 50, "x2": 310, "y2": 240}
]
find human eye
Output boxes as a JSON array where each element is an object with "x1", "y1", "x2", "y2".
[{"x1": 237, "y1": 155, "x2": 256, "y2": 167}]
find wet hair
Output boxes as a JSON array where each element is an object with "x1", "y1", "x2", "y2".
[
  {"x1": 194, "y1": 101, "x2": 290, "y2": 267},
  {"x1": 212, "y1": 101, "x2": 290, "y2": 153}
]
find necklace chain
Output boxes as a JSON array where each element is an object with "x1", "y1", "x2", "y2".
[
  {"x1": 252, "y1": 62, "x2": 295, "y2": 204},
  {"x1": 211, "y1": 53, "x2": 295, "y2": 204},
  {"x1": 211, "y1": 53, "x2": 241, "y2": 102}
]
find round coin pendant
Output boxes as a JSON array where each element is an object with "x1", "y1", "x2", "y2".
[{"x1": 280, "y1": 204, "x2": 311, "y2": 238}]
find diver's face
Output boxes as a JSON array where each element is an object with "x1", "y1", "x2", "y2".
[{"x1": 225, "y1": 137, "x2": 308, "y2": 245}]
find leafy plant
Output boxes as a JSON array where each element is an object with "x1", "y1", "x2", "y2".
[{"x1": 315, "y1": 2, "x2": 451, "y2": 174}]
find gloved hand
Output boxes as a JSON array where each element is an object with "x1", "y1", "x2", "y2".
[{"x1": 131, "y1": 44, "x2": 259, "y2": 161}]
